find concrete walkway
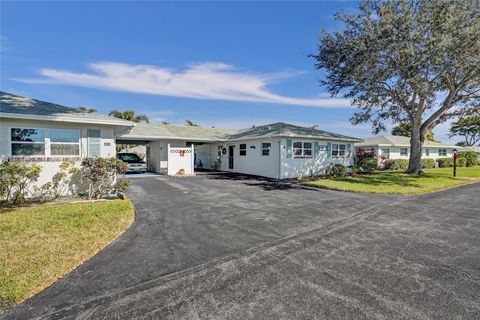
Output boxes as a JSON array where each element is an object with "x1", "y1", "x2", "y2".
[{"x1": 3, "y1": 173, "x2": 480, "y2": 319}]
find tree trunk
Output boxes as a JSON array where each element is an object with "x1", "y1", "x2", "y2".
[{"x1": 407, "y1": 122, "x2": 424, "y2": 174}]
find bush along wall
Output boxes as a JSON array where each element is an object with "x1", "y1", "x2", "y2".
[
  {"x1": 385, "y1": 159, "x2": 409, "y2": 170},
  {"x1": 436, "y1": 158, "x2": 454, "y2": 167},
  {"x1": 421, "y1": 158, "x2": 436, "y2": 169},
  {"x1": 1, "y1": 157, "x2": 131, "y2": 207},
  {"x1": 458, "y1": 151, "x2": 479, "y2": 167}
]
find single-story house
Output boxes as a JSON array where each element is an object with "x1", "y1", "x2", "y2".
[
  {"x1": 119, "y1": 122, "x2": 362, "y2": 179},
  {"x1": 355, "y1": 135, "x2": 467, "y2": 162},
  {"x1": 1, "y1": 91, "x2": 362, "y2": 185},
  {"x1": 0, "y1": 91, "x2": 134, "y2": 188}
]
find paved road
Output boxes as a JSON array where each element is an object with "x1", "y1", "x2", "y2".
[{"x1": 3, "y1": 173, "x2": 480, "y2": 319}]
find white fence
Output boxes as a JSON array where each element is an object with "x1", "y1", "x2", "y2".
[{"x1": 167, "y1": 144, "x2": 194, "y2": 176}]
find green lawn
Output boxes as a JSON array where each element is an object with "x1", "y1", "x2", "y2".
[
  {"x1": 0, "y1": 199, "x2": 134, "y2": 313},
  {"x1": 304, "y1": 166, "x2": 480, "y2": 195}
]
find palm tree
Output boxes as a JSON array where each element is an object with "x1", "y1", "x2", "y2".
[
  {"x1": 185, "y1": 119, "x2": 199, "y2": 126},
  {"x1": 77, "y1": 106, "x2": 97, "y2": 113},
  {"x1": 109, "y1": 110, "x2": 150, "y2": 123}
]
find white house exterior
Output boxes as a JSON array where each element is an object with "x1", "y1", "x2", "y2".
[
  {"x1": 0, "y1": 91, "x2": 134, "y2": 188},
  {"x1": 355, "y1": 135, "x2": 466, "y2": 162},
  {"x1": 1, "y1": 92, "x2": 362, "y2": 184},
  {"x1": 118, "y1": 122, "x2": 362, "y2": 179}
]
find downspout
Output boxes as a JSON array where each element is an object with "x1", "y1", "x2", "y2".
[{"x1": 278, "y1": 139, "x2": 282, "y2": 180}]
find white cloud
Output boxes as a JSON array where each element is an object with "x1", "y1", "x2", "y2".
[{"x1": 16, "y1": 62, "x2": 352, "y2": 108}]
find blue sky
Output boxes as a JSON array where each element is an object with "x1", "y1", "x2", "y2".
[{"x1": 0, "y1": 1, "x2": 452, "y2": 141}]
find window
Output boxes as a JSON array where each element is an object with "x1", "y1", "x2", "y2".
[
  {"x1": 50, "y1": 129, "x2": 80, "y2": 156},
  {"x1": 87, "y1": 129, "x2": 101, "y2": 157},
  {"x1": 118, "y1": 153, "x2": 142, "y2": 162},
  {"x1": 262, "y1": 142, "x2": 271, "y2": 156},
  {"x1": 239, "y1": 144, "x2": 247, "y2": 156},
  {"x1": 439, "y1": 149, "x2": 447, "y2": 156},
  {"x1": 10, "y1": 127, "x2": 81, "y2": 157},
  {"x1": 332, "y1": 144, "x2": 347, "y2": 157},
  {"x1": 425, "y1": 148, "x2": 430, "y2": 156},
  {"x1": 400, "y1": 148, "x2": 408, "y2": 156},
  {"x1": 10, "y1": 128, "x2": 46, "y2": 156},
  {"x1": 381, "y1": 148, "x2": 390, "y2": 159},
  {"x1": 293, "y1": 141, "x2": 313, "y2": 158}
]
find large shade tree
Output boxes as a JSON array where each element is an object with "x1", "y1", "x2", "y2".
[
  {"x1": 312, "y1": 0, "x2": 480, "y2": 173},
  {"x1": 108, "y1": 110, "x2": 149, "y2": 123},
  {"x1": 391, "y1": 122, "x2": 435, "y2": 141}
]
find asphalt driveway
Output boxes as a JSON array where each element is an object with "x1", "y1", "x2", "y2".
[{"x1": 3, "y1": 172, "x2": 480, "y2": 319}]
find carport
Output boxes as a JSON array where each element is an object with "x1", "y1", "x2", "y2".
[
  {"x1": 116, "y1": 123, "x2": 234, "y2": 176},
  {"x1": 116, "y1": 138, "x2": 198, "y2": 176}
]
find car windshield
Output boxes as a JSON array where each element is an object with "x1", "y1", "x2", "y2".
[{"x1": 119, "y1": 154, "x2": 141, "y2": 161}]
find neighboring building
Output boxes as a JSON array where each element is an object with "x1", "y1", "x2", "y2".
[
  {"x1": 355, "y1": 135, "x2": 467, "y2": 162},
  {"x1": 1, "y1": 91, "x2": 362, "y2": 182}
]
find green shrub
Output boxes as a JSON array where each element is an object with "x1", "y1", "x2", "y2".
[
  {"x1": 0, "y1": 162, "x2": 42, "y2": 205},
  {"x1": 458, "y1": 151, "x2": 478, "y2": 167},
  {"x1": 457, "y1": 157, "x2": 467, "y2": 167},
  {"x1": 80, "y1": 157, "x2": 128, "y2": 199},
  {"x1": 326, "y1": 163, "x2": 347, "y2": 178},
  {"x1": 437, "y1": 158, "x2": 453, "y2": 167},
  {"x1": 421, "y1": 158, "x2": 435, "y2": 169},
  {"x1": 358, "y1": 158, "x2": 378, "y2": 174},
  {"x1": 386, "y1": 159, "x2": 408, "y2": 170}
]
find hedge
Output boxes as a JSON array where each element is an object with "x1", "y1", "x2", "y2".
[
  {"x1": 421, "y1": 158, "x2": 435, "y2": 169},
  {"x1": 358, "y1": 158, "x2": 378, "y2": 173},
  {"x1": 385, "y1": 159, "x2": 408, "y2": 170},
  {"x1": 458, "y1": 151, "x2": 479, "y2": 167},
  {"x1": 437, "y1": 157, "x2": 467, "y2": 168},
  {"x1": 436, "y1": 157, "x2": 453, "y2": 167}
]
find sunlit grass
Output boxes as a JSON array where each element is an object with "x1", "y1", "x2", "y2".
[
  {"x1": 304, "y1": 166, "x2": 480, "y2": 195},
  {"x1": 0, "y1": 199, "x2": 134, "y2": 313}
]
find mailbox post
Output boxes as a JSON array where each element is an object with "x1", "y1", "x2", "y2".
[{"x1": 453, "y1": 149, "x2": 458, "y2": 177}]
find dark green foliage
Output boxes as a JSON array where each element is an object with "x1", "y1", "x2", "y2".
[
  {"x1": 458, "y1": 151, "x2": 479, "y2": 167},
  {"x1": 358, "y1": 158, "x2": 378, "y2": 174},
  {"x1": 0, "y1": 162, "x2": 42, "y2": 205},
  {"x1": 312, "y1": 0, "x2": 480, "y2": 173},
  {"x1": 386, "y1": 159, "x2": 409, "y2": 171},
  {"x1": 421, "y1": 158, "x2": 436, "y2": 169},
  {"x1": 437, "y1": 158, "x2": 454, "y2": 168},
  {"x1": 108, "y1": 110, "x2": 150, "y2": 123},
  {"x1": 449, "y1": 115, "x2": 480, "y2": 146},
  {"x1": 392, "y1": 123, "x2": 435, "y2": 141},
  {"x1": 326, "y1": 164, "x2": 347, "y2": 178},
  {"x1": 457, "y1": 158, "x2": 467, "y2": 167}
]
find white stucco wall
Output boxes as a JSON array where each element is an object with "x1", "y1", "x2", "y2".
[
  {"x1": 145, "y1": 139, "x2": 187, "y2": 173},
  {"x1": 214, "y1": 139, "x2": 281, "y2": 178},
  {"x1": 365, "y1": 146, "x2": 455, "y2": 160},
  {"x1": 279, "y1": 138, "x2": 354, "y2": 179},
  {"x1": 209, "y1": 138, "x2": 355, "y2": 179},
  {"x1": 0, "y1": 118, "x2": 121, "y2": 195}
]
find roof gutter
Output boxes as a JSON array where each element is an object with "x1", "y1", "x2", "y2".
[
  {"x1": 226, "y1": 134, "x2": 363, "y2": 142},
  {"x1": 0, "y1": 112, "x2": 135, "y2": 127}
]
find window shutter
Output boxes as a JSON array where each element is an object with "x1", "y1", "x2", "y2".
[
  {"x1": 286, "y1": 139, "x2": 292, "y2": 158},
  {"x1": 327, "y1": 142, "x2": 331, "y2": 157},
  {"x1": 347, "y1": 144, "x2": 351, "y2": 157},
  {"x1": 314, "y1": 141, "x2": 319, "y2": 157},
  {"x1": 87, "y1": 129, "x2": 101, "y2": 157}
]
